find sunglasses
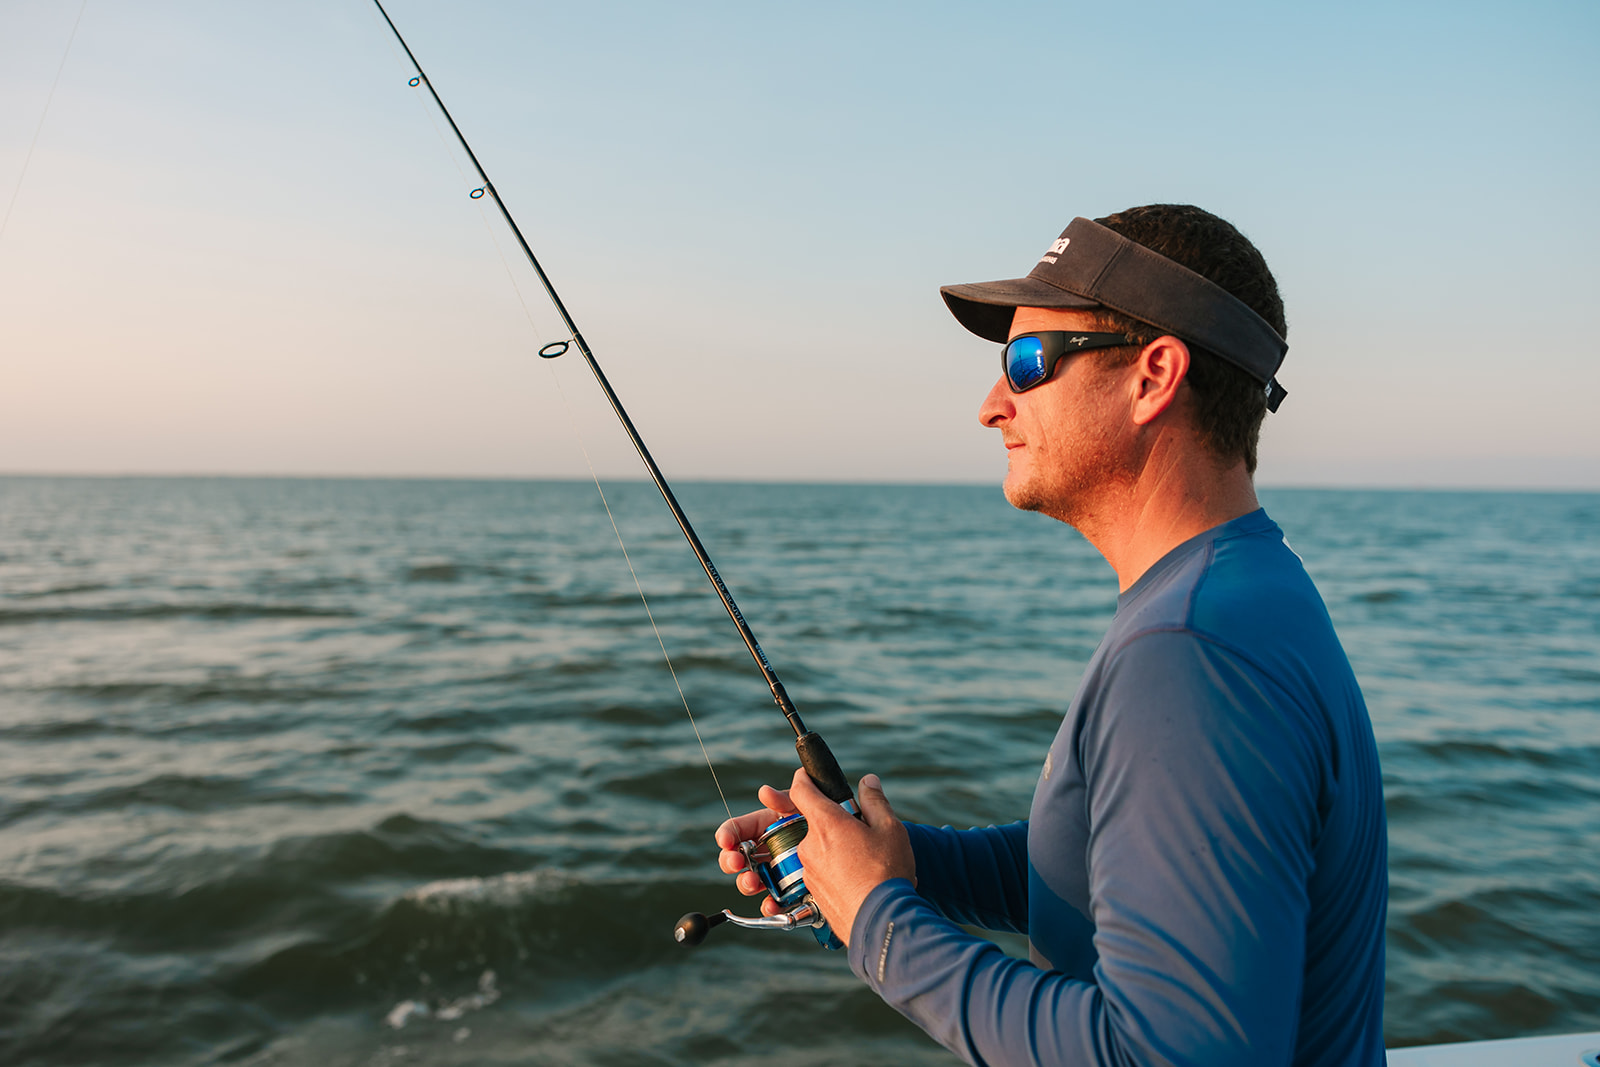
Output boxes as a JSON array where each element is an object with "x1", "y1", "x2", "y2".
[{"x1": 1002, "y1": 331, "x2": 1137, "y2": 393}]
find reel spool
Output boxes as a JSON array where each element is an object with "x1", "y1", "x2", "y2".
[{"x1": 674, "y1": 812, "x2": 842, "y2": 950}]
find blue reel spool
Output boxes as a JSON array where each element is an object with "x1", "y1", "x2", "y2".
[{"x1": 752, "y1": 813, "x2": 841, "y2": 949}]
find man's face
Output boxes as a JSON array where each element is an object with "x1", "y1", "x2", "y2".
[{"x1": 978, "y1": 307, "x2": 1135, "y2": 523}]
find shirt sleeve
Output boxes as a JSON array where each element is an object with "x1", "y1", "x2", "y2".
[
  {"x1": 904, "y1": 821, "x2": 1030, "y2": 933},
  {"x1": 848, "y1": 630, "x2": 1324, "y2": 1067}
]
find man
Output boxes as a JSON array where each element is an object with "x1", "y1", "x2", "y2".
[{"x1": 716, "y1": 204, "x2": 1387, "y2": 1066}]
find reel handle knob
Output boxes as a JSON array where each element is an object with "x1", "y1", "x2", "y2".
[{"x1": 673, "y1": 910, "x2": 727, "y2": 947}]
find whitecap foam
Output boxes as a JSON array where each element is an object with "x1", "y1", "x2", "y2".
[
  {"x1": 383, "y1": 999, "x2": 429, "y2": 1030},
  {"x1": 403, "y1": 870, "x2": 563, "y2": 912},
  {"x1": 383, "y1": 971, "x2": 499, "y2": 1031}
]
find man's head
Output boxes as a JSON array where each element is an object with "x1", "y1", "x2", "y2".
[{"x1": 947, "y1": 205, "x2": 1286, "y2": 518}]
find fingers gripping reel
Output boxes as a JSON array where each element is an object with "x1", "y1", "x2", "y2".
[{"x1": 674, "y1": 813, "x2": 842, "y2": 950}]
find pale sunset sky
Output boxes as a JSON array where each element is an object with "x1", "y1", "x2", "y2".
[{"x1": 2, "y1": 0, "x2": 1596, "y2": 488}]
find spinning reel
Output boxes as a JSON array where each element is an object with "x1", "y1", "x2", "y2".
[{"x1": 674, "y1": 811, "x2": 843, "y2": 950}]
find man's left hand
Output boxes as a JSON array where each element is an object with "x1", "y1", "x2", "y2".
[{"x1": 788, "y1": 769, "x2": 915, "y2": 947}]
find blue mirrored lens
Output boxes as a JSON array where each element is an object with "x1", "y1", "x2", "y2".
[{"x1": 1005, "y1": 336, "x2": 1048, "y2": 390}]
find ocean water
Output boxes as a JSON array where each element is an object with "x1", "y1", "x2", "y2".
[{"x1": 0, "y1": 476, "x2": 1596, "y2": 1065}]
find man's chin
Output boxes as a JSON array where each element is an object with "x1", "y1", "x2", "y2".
[{"x1": 1001, "y1": 475, "x2": 1045, "y2": 513}]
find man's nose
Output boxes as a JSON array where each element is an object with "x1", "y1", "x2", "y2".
[{"x1": 979, "y1": 377, "x2": 1014, "y2": 428}]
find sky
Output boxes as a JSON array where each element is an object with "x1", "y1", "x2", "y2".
[{"x1": 1, "y1": 0, "x2": 1596, "y2": 488}]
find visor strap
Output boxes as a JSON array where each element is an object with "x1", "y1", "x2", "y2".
[{"x1": 1266, "y1": 378, "x2": 1287, "y2": 413}]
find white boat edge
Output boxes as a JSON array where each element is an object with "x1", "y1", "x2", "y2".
[{"x1": 1387, "y1": 1031, "x2": 1600, "y2": 1066}]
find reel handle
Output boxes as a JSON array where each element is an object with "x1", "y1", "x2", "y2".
[
  {"x1": 796, "y1": 731, "x2": 858, "y2": 813},
  {"x1": 674, "y1": 902, "x2": 826, "y2": 948}
]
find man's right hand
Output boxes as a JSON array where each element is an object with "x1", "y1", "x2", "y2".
[{"x1": 714, "y1": 784, "x2": 797, "y2": 917}]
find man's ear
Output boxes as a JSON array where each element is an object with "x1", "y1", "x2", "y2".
[{"x1": 1129, "y1": 336, "x2": 1190, "y2": 426}]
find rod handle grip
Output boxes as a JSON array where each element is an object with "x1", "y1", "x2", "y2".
[{"x1": 796, "y1": 731, "x2": 857, "y2": 812}]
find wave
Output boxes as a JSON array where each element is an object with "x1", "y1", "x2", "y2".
[
  {"x1": 9, "y1": 582, "x2": 112, "y2": 599},
  {"x1": 0, "y1": 815, "x2": 528, "y2": 937},
  {"x1": 69, "y1": 773, "x2": 357, "y2": 815},
  {"x1": 23, "y1": 680, "x2": 353, "y2": 709},
  {"x1": 383, "y1": 708, "x2": 514, "y2": 734},
  {"x1": 3, "y1": 772, "x2": 368, "y2": 831},
  {"x1": 0, "y1": 717, "x2": 135, "y2": 740},
  {"x1": 220, "y1": 866, "x2": 718, "y2": 1017},
  {"x1": 405, "y1": 739, "x2": 519, "y2": 763},
  {"x1": 1384, "y1": 738, "x2": 1600, "y2": 772},
  {"x1": 0, "y1": 602, "x2": 355, "y2": 625}
]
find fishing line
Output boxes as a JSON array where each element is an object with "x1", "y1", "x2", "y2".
[
  {"x1": 546, "y1": 368, "x2": 735, "y2": 823},
  {"x1": 368, "y1": 0, "x2": 857, "y2": 818},
  {"x1": 0, "y1": 0, "x2": 89, "y2": 247}
]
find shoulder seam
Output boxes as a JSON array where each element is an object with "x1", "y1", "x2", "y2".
[{"x1": 1184, "y1": 538, "x2": 1217, "y2": 630}]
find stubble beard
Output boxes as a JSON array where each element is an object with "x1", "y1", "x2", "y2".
[{"x1": 1001, "y1": 425, "x2": 1127, "y2": 531}]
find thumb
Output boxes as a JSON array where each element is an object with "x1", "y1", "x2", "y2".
[
  {"x1": 857, "y1": 773, "x2": 896, "y2": 826},
  {"x1": 788, "y1": 766, "x2": 840, "y2": 823}
]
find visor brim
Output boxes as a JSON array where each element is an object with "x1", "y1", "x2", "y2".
[{"x1": 939, "y1": 278, "x2": 1101, "y2": 344}]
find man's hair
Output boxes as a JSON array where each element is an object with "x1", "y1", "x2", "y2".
[{"x1": 1087, "y1": 204, "x2": 1285, "y2": 475}]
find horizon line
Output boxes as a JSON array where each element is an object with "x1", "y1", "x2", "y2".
[{"x1": 1, "y1": 470, "x2": 1596, "y2": 495}]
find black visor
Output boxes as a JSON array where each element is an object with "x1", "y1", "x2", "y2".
[{"x1": 941, "y1": 217, "x2": 1289, "y2": 412}]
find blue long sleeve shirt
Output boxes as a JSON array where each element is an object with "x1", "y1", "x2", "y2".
[{"x1": 846, "y1": 510, "x2": 1387, "y2": 1066}]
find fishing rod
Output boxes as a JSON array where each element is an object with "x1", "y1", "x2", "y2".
[{"x1": 370, "y1": 1, "x2": 856, "y2": 949}]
